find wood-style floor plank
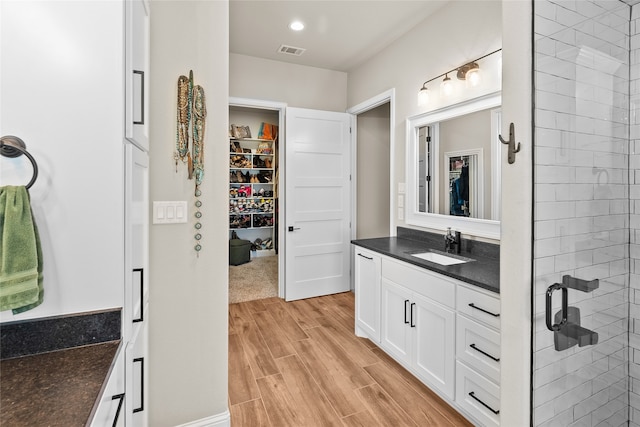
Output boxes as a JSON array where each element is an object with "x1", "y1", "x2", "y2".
[
  {"x1": 230, "y1": 399, "x2": 271, "y2": 427},
  {"x1": 229, "y1": 334, "x2": 261, "y2": 405},
  {"x1": 340, "y1": 410, "x2": 383, "y2": 427},
  {"x1": 229, "y1": 292, "x2": 471, "y2": 427},
  {"x1": 268, "y1": 302, "x2": 309, "y2": 342},
  {"x1": 292, "y1": 327, "x2": 374, "y2": 417},
  {"x1": 256, "y1": 374, "x2": 304, "y2": 427},
  {"x1": 281, "y1": 299, "x2": 322, "y2": 329},
  {"x1": 252, "y1": 311, "x2": 296, "y2": 359},
  {"x1": 315, "y1": 314, "x2": 379, "y2": 367},
  {"x1": 229, "y1": 302, "x2": 254, "y2": 334},
  {"x1": 235, "y1": 317, "x2": 279, "y2": 378},
  {"x1": 355, "y1": 383, "x2": 417, "y2": 427},
  {"x1": 275, "y1": 355, "x2": 342, "y2": 426},
  {"x1": 364, "y1": 362, "x2": 459, "y2": 426},
  {"x1": 370, "y1": 347, "x2": 472, "y2": 426}
]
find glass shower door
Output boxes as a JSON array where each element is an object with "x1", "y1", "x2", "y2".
[{"x1": 532, "y1": 0, "x2": 630, "y2": 425}]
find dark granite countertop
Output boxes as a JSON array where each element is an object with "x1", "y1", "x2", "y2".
[
  {"x1": 352, "y1": 229, "x2": 499, "y2": 294},
  {"x1": 0, "y1": 340, "x2": 121, "y2": 427}
]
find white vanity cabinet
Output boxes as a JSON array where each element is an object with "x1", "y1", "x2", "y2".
[
  {"x1": 380, "y1": 258, "x2": 455, "y2": 400},
  {"x1": 354, "y1": 249, "x2": 381, "y2": 342},
  {"x1": 353, "y1": 244, "x2": 500, "y2": 426}
]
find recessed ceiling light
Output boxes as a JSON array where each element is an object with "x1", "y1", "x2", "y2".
[{"x1": 289, "y1": 21, "x2": 304, "y2": 31}]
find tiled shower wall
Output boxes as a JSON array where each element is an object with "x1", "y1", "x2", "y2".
[
  {"x1": 630, "y1": 5, "x2": 640, "y2": 425},
  {"x1": 534, "y1": 1, "x2": 630, "y2": 426}
]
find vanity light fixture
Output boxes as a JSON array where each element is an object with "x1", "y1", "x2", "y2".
[{"x1": 417, "y1": 48, "x2": 501, "y2": 106}]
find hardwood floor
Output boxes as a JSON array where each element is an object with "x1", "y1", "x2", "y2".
[{"x1": 228, "y1": 292, "x2": 472, "y2": 427}]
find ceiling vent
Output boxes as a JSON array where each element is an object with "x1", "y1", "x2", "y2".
[{"x1": 278, "y1": 44, "x2": 306, "y2": 56}]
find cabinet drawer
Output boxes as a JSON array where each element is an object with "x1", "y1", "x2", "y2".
[
  {"x1": 456, "y1": 361, "x2": 500, "y2": 427},
  {"x1": 457, "y1": 284, "x2": 500, "y2": 330},
  {"x1": 382, "y1": 258, "x2": 454, "y2": 308},
  {"x1": 456, "y1": 315, "x2": 500, "y2": 384}
]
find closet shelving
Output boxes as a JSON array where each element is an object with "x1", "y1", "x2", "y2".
[{"x1": 229, "y1": 137, "x2": 275, "y2": 231}]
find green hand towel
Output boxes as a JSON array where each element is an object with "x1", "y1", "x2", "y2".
[{"x1": 0, "y1": 186, "x2": 44, "y2": 313}]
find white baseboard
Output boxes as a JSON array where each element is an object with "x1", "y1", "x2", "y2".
[{"x1": 175, "y1": 409, "x2": 230, "y2": 427}]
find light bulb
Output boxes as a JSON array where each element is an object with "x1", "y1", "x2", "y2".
[
  {"x1": 441, "y1": 74, "x2": 453, "y2": 97},
  {"x1": 418, "y1": 86, "x2": 429, "y2": 106},
  {"x1": 466, "y1": 68, "x2": 482, "y2": 87}
]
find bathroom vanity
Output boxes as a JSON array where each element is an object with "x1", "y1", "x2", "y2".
[{"x1": 352, "y1": 227, "x2": 500, "y2": 427}]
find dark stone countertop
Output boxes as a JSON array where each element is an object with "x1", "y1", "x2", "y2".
[
  {"x1": 352, "y1": 234, "x2": 499, "y2": 294},
  {"x1": 0, "y1": 340, "x2": 121, "y2": 427}
]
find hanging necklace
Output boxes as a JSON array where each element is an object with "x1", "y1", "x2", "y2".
[
  {"x1": 175, "y1": 71, "x2": 193, "y2": 171},
  {"x1": 192, "y1": 84, "x2": 206, "y2": 256}
]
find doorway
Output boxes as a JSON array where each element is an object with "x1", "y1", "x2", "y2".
[
  {"x1": 348, "y1": 89, "x2": 395, "y2": 243},
  {"x1": 228, "y1": 100, "x2": 285, "y2": 303},
  {"x1": 355, "y1": 102, "x2": 391, "y2": 239}
]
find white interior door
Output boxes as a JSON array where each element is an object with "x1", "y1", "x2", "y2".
[{"x1": 285, "y1": 107, "x2": 351, "y2": 301}]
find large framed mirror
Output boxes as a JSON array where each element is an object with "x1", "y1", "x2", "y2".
[{"x1": 405, "y1": 92, "x2": 501, "y2": 240}]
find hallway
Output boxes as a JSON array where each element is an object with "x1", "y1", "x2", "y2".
[{"x1": 228, "y1": 292, "x2": 471, "y2": 426}]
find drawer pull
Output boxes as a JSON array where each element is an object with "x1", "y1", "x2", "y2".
[
  {"x1": 410, "y1": 302, "x2": 416, "y2": 328},
  {"x1": 469, "y1": 391, "x2": 499, "y2": 415},
  {"x1": 133, "y1": 357, "x2": 145, "y2": 413},
  {"x1": 470, "y1": 343, "x2": 500, "y2": 362},
  {"x1": 111, "y1": 393, "x2": 125, "y2": 427},
  {"x1": 133, "y1": 268, "x2": 144, "y2": 323},
  {"x1": 357, "y1": 253, "x2": 373, "y2": 260},
  {"x1": 404, "y1": 300, "x2": 410, "y2": 324},
  {"x1": 468, "y1": 303, "x2": 500, "y2": 317}
]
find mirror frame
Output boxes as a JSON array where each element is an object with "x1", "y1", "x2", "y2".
[{"x1": 405, "y1": 91, "x2": 501, "y2": 240}]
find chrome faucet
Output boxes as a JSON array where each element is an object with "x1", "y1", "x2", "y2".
[{"x1": 444, "y1": 227, "x2": 461, "y2": 254}]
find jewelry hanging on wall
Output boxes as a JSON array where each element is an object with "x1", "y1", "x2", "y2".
[
  {"x1": 175, "y1": 71, "x2": 193, "y2": 171},
  {"x1": 192, "y1": 84, "x2": 207, "y2": 256}
]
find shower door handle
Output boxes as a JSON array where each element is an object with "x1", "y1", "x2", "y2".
[{"x1": 545, "y1": 283, "x2": 568, "y2": 331}]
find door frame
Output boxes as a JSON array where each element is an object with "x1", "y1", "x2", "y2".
[
  {"x1": 347, "y1": 90, "x2": 395, "y2": 291},
  {"x1": 228, "y1": 97, "x2": 287, "y2": 299}
]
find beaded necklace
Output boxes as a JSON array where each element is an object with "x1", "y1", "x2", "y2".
[
  {"x1": 175, "y1": 71, "x2": 193, "y2": 170},
  {"x1": 192, "y1": 84, "x2": 206, "y2": 255}
]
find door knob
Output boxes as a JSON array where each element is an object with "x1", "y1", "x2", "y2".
[{"x1": 288, "y1": 226, "x2": 300, "y2": 232}]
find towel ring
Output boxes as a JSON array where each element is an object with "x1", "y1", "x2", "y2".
[{"x1": 0, "y1": 135, "x2": 38, "y2": 189}]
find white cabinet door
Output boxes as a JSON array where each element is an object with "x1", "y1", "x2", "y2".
[
  {"x1": 354, "y1": 248, "x2": 381, "y2": 342},
  {"x1": 125, "y1": 0, "x2": 150, "y2": 150},
  {"x1": 124, "y1": 144, "x2": 149, "y2": 342},
  {"x1": 126, "y1": 310, "x2": 148, "y2": 427},
  {"x1": 380, "y1": 279, "x2": 412, "y2": 365},
  {"x1": 90, "y1": 349, "x2": 126, "y2": 427},
  {"x1": 412, "y1": 293, "x2": 455, "y2": 399}
]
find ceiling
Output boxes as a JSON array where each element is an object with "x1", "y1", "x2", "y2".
[{"x1": 230, "y1": 0, "x2": 448, "y2": 72}]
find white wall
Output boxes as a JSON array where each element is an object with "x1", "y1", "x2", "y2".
[
  {"x1": 346, "y1": 0, "x2": 502, "y2": 232},
  {"x1": 149, "y1": 1, "x2": 229, "y2": 425},
  {"x1": 0, "y1": 1, "x2": 124, "y2": 322},
  {"x1": 230, "y1": 53, "x2": 348, "y2": 111}
]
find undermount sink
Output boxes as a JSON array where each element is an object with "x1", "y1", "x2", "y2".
[{"x1": 410, "y1": 250, "x2": 473, "y2": 266}]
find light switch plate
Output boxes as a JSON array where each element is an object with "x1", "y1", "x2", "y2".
[
  {"x1": 153, "y1": 201, "x2": 188, "y2": 224},
  {"x1": 398, "y1": 182, "x2": 406, "y2": 194}
]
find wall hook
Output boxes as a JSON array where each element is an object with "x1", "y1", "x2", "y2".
[{"x1": 498, "y1": 122, "x2": 521, "y2": 164}]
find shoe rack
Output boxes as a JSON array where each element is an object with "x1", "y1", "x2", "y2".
[{"x1": 229, "y1": 138, "x2": 275, "y2": 230}]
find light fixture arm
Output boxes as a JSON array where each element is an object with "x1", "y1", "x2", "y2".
[{"x1": 418, "y1": 48, "x2": 501, "y2": 88}]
